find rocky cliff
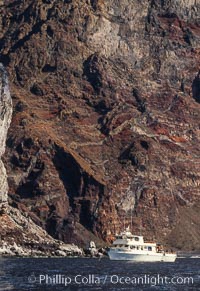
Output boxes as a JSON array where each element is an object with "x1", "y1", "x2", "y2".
[
  {"x1": 1, "y1": 0, "x2": 200, "y2": 250},
  {"x1": 0, "y1": 64, "x2": 12, "y2": 204},
  {"x1": 0, "y1": 63, "x2": 83, "y2": 257}
]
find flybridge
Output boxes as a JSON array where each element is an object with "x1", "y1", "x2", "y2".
[
  {"x1": 115, "y1": 235, "x2": 141, "y2": 240},
  {"x1": 114, "y1": 227, "x2": 145, "y2": 244},
  {"x1": 114, "y1": 235, "x2": 145, "y2": 245},
  {"x1": 113, "y1": 229, "x2": 156, "y2": 246}
]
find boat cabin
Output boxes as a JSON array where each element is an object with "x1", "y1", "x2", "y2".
[{"x1": 112, "y1": 228, "x2": 157, "y2": 252}]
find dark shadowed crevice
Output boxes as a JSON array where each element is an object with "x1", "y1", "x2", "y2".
[
  {"x1": 192, "y1": 71, "x2": 200, "y2": 103},
  {"x1": 47, "y1": 25, "x2": 54, "y2": 38},
  {"x1": 6, "y1": 0, "x2": 22, "y2": 8},
  {"x1": 52, "y1": 145, "x2": 105, "y2": 230},
  {"x1": 16, "y1": 167, "x2": 45, "y2": 198},
  {"x1": 52, "y1": 145, "x2": 81, "y2": 204},
  {"x1": 132, "y1": 88, "x2": 146, "y2": 113},
  {"x1": 0, "y1": 55, "x2": 11, "y2": 66},
  {"x1": 83, "y1": 54, "x2": 102, "y2": 93},
  {"x1": 42, "y1": 64, "x2": 57, "y2": 73},
  {"x1": 140, "y1": 140, "x2": 149, "y2": 150},
  {"x1": 30, "y1": 83, "x2": 44, "y2": 96}
]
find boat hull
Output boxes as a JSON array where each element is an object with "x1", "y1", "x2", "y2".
[
  {"x1": 108, "y1": 250, "x2": 176, "y2": 262},
  {"x1": 162, "y1": 254, "x2": 177, "y2": 262}
]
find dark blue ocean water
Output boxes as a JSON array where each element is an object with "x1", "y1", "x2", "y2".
[{"x1": 0, "y1": 257, "x2": 200, "y2": 291}]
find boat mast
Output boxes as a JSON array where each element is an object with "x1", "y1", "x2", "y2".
[{"x1": 130, "y1": 208, "x2": 133, "y2": 232}]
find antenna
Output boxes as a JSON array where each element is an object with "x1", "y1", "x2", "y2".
[{"x1": 130, "y1": 208, "x2": 133, "y2": 232}]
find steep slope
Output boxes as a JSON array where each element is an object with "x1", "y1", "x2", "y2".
[
  {"x1": 0, "y1": 64, "x2": 12, "y2": 204},
  {"x1": 0, "y1": 0, "x2": 200, "y2": 249},
  {"x1": 0, "y1": 63, "x2": 82, "y2": 256}
]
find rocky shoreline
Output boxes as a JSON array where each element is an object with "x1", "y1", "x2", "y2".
[
  {"x1": 0, "y1": 242, "x2": 106, "y2": 258},
  {"x1": 0, "y1": 204, "x2": 106, "y2": 258},
  {"x1": 0, "y1": 239, "x2": 106, "y2": 258},
  {"x1": 0, "y1": 241, "x2": 83, "y2": 258}
]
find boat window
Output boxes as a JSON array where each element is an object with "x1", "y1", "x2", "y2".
[
  {"x1": 125, "y1": 245, "x2": 129, "y2": 248},
  {"x1": 137, "y1": 246, "x2": 139, "y2": 250},
  {"x1": 117, "y1": 236, "x2": 123, "y2": 239},
  {"x1": 134, "y1": 237, "x2": 139, "y2": 241},
  {"x1": 148, "y1": 246, "x2": 152, "y2": 251}
]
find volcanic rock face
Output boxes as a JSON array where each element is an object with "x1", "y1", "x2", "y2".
[
  {"x1": 0, "y1": 64, "x2": 12, "y2": 204},
  {"x1": 1, "y1": 0, "x2": 200, "y2": 249}
]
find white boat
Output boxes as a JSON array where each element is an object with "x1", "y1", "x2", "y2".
[{"x1": 108, "y1": 227, "x2": 177, "y2": 262}]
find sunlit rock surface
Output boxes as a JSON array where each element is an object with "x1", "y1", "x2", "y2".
[{"x1": 0, "y1": 64, "x2": 12, "y2": 204}]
